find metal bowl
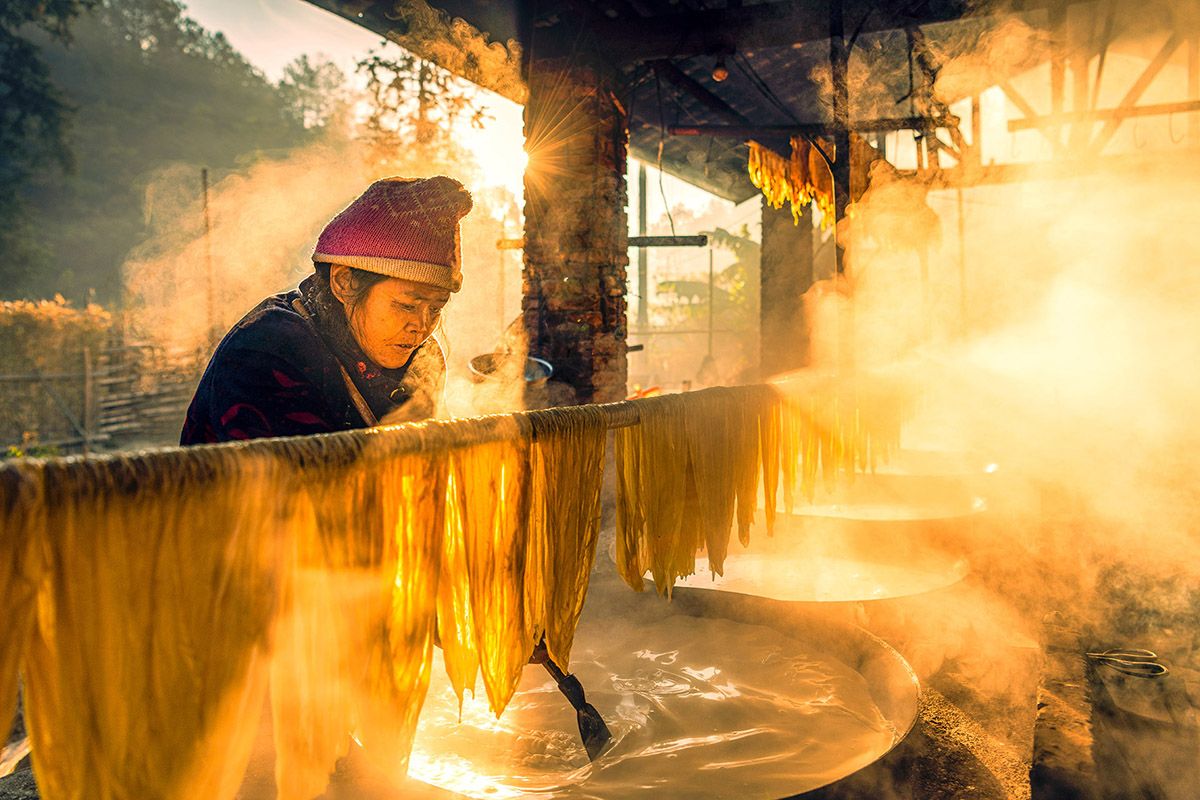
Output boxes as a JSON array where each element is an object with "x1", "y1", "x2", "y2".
[{"x1": 467, "y1": 353, "x2": 553, "y2": 385}]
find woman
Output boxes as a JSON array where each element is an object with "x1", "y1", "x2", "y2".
[{"x1": 181, "y1": 175, "x2": 472, "y2": 445}]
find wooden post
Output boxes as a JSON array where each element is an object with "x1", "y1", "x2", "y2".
[
  {"x1": 202, "y1": 168, "x2": 215, "y2": 345},
  {"x1": 957, "y1": 187, "x2": 968, "y2": 336},
  {"x1": 971, "y1": 94, "x2": 983, "y2": 171},
  {"x1": 1048, "y1": 1, "x2": 1067, "y2": 153},
  {"x1": 82, "y1": 347, "x2": 93, "y2": 455},
  {"x1": 498, "y1": 239, "x2": 506, "y2": 338},
  {"x1": 706, "y1": 247, "x2": 714, "y2": 359},
  {"x1": 523, "y1": 54, "x2": 629, "y2": 404},
  {"x1": 760, "y1": 202, "x2": 814, "y2": 376},
  {"x1": 829, "y1": 0, "x2": 850, "y2": 277},
  {"x1": 1069, "y1": 53, "x2": 1090, "y2": 149}
]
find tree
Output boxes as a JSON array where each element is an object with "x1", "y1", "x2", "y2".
[
  {"x1": 706, "y1": 225, "x2": 762, "y2": 326},
  {"x1": 5, "y1": 0, "x2": 317, "y2": 302},
  {"x1": 277, "y1": 54, "x2": 349, "y2": 132},
  {"x1": 0, "y1": 0, "x2": 97, "y2": 291},
  {"x1": 357, "y1": 49, "x2": 489, "y2": 175}
]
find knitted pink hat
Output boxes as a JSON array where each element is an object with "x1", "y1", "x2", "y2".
[{"x1": 313, "y1": 176, "x2": 473, "y2": 292}]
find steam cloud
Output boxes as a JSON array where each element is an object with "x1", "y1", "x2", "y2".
[
  {"x1": 788, "y1": 0, "x2": 1200, "y2": 731},
  {"x1": 123, "y1": 136, "x2": 523, "y2": 417}
]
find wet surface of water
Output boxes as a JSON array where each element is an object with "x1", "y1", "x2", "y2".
[
  {"x1": 676, "y1": 551, "x2": 970, "y2": 602},
  {"x1": 408, "y1": 607, "x2": 899, "y2": 799}
]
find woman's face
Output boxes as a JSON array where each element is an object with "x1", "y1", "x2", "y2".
[{"x1": 332, "y1": 266, "x2": 450, "y2": 369}]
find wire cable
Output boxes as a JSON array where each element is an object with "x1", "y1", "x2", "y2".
[{"x1": 654, "y1": 72, "x2": 678, "y2": 237}]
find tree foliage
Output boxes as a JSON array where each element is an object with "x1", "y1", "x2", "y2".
[
  {"x1": 277, "y1": 54, "x2": 349, "y2": 132},
  {"x1": 3, "y1": 0, "x2": 498, "y2": 306},
  {"x1": 4, "y1": 0, "x2": 319, "y2": 302},
  {"x1": 0, "y1": 1, "x2": 98, "y2": 289},
  {"x1": 357, "y1": 49, "x2": 489, "y2": 175},
  {"x1": 0, "y1": 1, "x2": 96, "y2": 170}
]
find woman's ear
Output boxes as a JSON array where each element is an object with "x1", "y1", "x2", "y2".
[{"x1": 328, "y1": 264, "x2": 353, "y2": 306}]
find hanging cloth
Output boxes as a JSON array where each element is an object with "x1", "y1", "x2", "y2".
[
  {"x1": 22, "y1": 450, "x2": 288, "y2": 800},
  {"x1": 269, "y1": 432, "x2": 447, "y2": 799},
  {"x1": 0, "y1": 464, "x2": 44, "y2": 747}
]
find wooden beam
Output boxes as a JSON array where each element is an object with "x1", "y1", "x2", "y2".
[
  {"x1": 999, "y1": 78, "x2": 1062, "y2": 149},
  {"x1": 669, "y1": 115, "x2": 960, "y2": 137},
  {"x1": 651, "y1": 60, "x2": 750, "y2": 125},
  {"x1": 628, "y1": 235, "x2": 709, "y2": 247},
  {"x1": 914, "y1": 145, "x2": 1200, "y2": 189},
  {"x1": 1008, "y1": 99, "x2": 1200, "y2": 130},
  {"x1": 1090, "y1": 31, "x2": 1184, "y2": 154}
]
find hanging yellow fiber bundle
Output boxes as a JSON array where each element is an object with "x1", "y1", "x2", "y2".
[
  {"x1": 436, "y1": 466, "x2": 480, "y2": 709},
  {"x1": 23, "y1": 449, "x2": 288, "y2": 800},
  {"x1": 747, "y1": 138, "x2": 835, "y2": 226},
  {"x1": 526, "y1": 406, "x2": 608, "y2": 668},
  {"x1": 615, "y1": 394, "x2": 694, "y2": 595},
  {"x1": 748, "y1": 135, "x2": 881, "y2": 226},
  {"x1": 684, "y1": 389, "x2": 754, "y2": 573},
  {"x1": 0, "y1": 383, "x2": 908, "y2": 798},
  {"x1": 616, "y1": 390, "x2": 772, "y2": 595},
  {"x1": 270, "y1": 431, "x2": 447, "y2": 799},
  {"x1": 271, "y1": 445, "x2": 379, "y2": 800},
  {"x1": 770, "y1": 373, "x2": 907, "y2": 505},
  {"x1": 0, "y1": 465, "x2": 43, "y2": 746},
  {"x1": 617, "y1": 381, "x2": 907, "y2": 596},
  {"x1": 354, "y1": 440, "x2": 446, "y2": 780},
  {"x1": 732, "y1": 396, "x2": 763, "y2": 547},
  {"x1": 747, "y1": 140, "x2": 799, "y2": 217},
  {"x1": 758, "y1": 400, "x2": 781, "y2": 536},
  {"x1": 450, "y1": 417, "x2": 533, "y2": 715}
]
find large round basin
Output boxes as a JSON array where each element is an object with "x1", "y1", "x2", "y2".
[{"x1": 406, "y1": 575, "x2": 920, "y2": 799}]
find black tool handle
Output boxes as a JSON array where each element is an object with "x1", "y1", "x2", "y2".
[{"x1": 543, "y1": 659, "x2": 587, "y2": 709}]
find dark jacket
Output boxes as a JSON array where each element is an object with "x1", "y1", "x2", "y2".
[{"x1": 180, "y1": 275, "x2": 445, "y2": 445}]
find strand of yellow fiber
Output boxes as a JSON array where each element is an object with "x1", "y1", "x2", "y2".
[
  {"x1": 527, "y1": 405, "x2": 608, "y2": 669},
  {"x1": 23, "y1": 449, "x2": 289, "y2": 800},
  {"x1": 773, "y1": 378, "x2": 907, "y2": 505},
  {"x1": 616, "y1": 381, "x2": 907, "y2": 598},
  {"x1": 355, "y1": 446, "x2": 446, "y2": 782},
  {"x1": 451, "y1": 418, "x2": 533, "y2": 714},
  {"x1": 436, "y1": 466, "x2": 480, "y2": 713},
  {"x1": 747, "y1": 140, "x2": 835, "y2": 226},
  {"x1": 0, "y1": 465, "x2": 43, "y2": 747},
  {"x1": 615, "y1": 394, "x2": 691, "y2": 595},
  {"x1": 270, "y1": 431, "x2": 447, "y2": 799},
  {"x1": 685, "y1": 389, "x2": 745, "y2": 574},
  {"x1": 615, "y1": 390, "x2": 774, "y2": 596}
]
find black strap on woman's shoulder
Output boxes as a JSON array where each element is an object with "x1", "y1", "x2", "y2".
[{"x1": 289, "y1": 296, "x2": 379, "y2": 427}]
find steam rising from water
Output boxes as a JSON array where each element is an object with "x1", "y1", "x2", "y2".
[
  {"x1": 784, "y1": 4, "x2": 1200, "y2": 732},
  {"x1": 123, "y1": 137, "x2": 525, "y2": 415},
  {"x1": 125, "y1": 143, "x2": 370, "y2": 353}
]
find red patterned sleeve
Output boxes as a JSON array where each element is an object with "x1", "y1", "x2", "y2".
[{"x1": 181, "y1": 348, "x2": 339, "y2": 444}]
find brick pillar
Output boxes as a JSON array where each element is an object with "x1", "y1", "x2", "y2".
[
  {"x1": 522, "y1": 58, "x2": 628, "y2": 405},
  {"x1": 760, "y1": 202, "x2": 814, "y2": 376}
]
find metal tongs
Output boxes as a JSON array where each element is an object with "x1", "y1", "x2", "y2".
[
  {"x1": 1085, "y1": 648, "x2": 1170, "y2": 678},
  {"x1": 530, "y1": 640, "x2": 614, "y2": 760}
]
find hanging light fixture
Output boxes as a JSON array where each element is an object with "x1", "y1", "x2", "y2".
[{"x1": 711, "y1": 57, "x2": 729, "y2": 82}]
